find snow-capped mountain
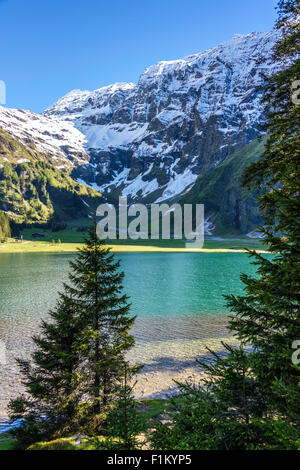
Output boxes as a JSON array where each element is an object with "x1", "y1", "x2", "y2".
[
  {"x1": 0, "y1": 30, "x2": 279, "y2": 206},
  {"x1": 0, "y1": 106, "x2": 89, "y2": 169},
  {"x1": 42, "y1": 30, "x2": 278, "y2": 203}
]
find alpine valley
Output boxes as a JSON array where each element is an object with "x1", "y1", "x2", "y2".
[{"x1": 0, "y1": 30, "x2": 280, "y2": 234}]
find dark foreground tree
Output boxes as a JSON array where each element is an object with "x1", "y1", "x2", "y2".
[
  {"x1": 151, "y1": 0, "x2": 300, "y2": 450},
  {"x1": 94, "y1": 362, "x2": 145, "y2": 450},
  {"x1": 227, "y1": 0, "x2": 300, "y2": 425},
  {"x1": 8, "y1": 297, "x2": 84, "y2": 447},
  {"x1": 151, "y1": 345, "x2": 276, "y2": 450},
  {"x1": 105, "y1": 363, "x2": 145, "y2": 449},
  {"x1": 9, "y1": 222, "x2": 136, "y2": 447},
  {"x1": 65, "y1": 224, "x2": 136, "y2": 417}
]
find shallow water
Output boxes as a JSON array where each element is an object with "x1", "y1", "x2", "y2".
[{"x1": 0, "y1": 251, "x2": 263, "y2": 420}]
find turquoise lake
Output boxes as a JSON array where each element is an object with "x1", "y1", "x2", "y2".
[
  {"x1": 0, "y1": 251, "x2": 266, "y2": 419},
  {"x1": 0, "y1": 251, "x2": 257, "y2": 319}
]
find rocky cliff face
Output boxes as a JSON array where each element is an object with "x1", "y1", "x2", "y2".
[
  {"x1": 0, "y1": 30, "x2": 280, "y2": 232},
  {"x1": 42, "y1": 31, "x2": 278, "y2": 204},
  {"x1": 0, "y1": 106, "x2": 90, "y2": 169}
]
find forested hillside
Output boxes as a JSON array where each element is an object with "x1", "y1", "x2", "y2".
[
  {"x1": 0, "y1": 210, "x2": 11, "y2": 238},
  {"x1": 0, "y1": 128, "x2": 102, "y2": 225},
  {"x1": 180, "y1": 138, "x2": 265, "y2": 234}
]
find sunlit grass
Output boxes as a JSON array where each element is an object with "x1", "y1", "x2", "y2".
[{"x1": 0, "y1": 234, "x2": 268, "y2": 254}]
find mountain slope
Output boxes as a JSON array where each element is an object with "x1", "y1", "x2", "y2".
[
  {"x1": 180, "y1": 138, "x2": 266, "y2": 234},
  {"x1": 0, "y1": 211, "x2": 10, "y2": 238},
  {"x1": 0, "y1": 30, "x2": 281, "y2": 233},
  {"x1": 0, "y1": 128, "x2": 101, "y2": 224},
  {"x1": 0, "y1": 106, "x2": 89, "y2": 169},
  {"x1": 43, "y1": 31, "x2": 278, "y2": 204}
]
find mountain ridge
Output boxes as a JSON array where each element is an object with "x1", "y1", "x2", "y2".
[
  {"x1": 42, "y1": 30, "x2": 278, "y2": 207},
  {"x1": 0, "y1": 30, "x2": 280, "y2": 233}
]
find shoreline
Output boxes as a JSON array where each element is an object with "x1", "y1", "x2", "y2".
[
  {"x1": 0, "y1": 330, "x2": 239, "y2": 422},
  {"x1": 0, "y1": 340, "x2": 235, "y2": 423},
  {"x1": 0, "y1": 241, "x2": 269, "y2": 254}
]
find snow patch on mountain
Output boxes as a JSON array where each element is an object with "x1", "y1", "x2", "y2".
[
  {"x1": 84, "y1": 122, "x2": 148, "y2": 151},
  {"x1": 156, "y1": 169, "x2": 198, "y2": 202},
  {"x1": 42, "y1": 30, "x2": 280, "y2": 203},
  {"x1": 0, "y1": 30, "x2": 281, "y2": 207},
  {"x1": 0, "y1": 106, "x2": 89, "y2": 168}
]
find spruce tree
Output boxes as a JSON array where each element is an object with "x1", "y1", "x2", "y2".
[
  {"x1": 105, "y1": 363, "x2": 145, "y2": 449},
  {"x1": 151, "y1": 345, "x2": 275, "y2": 450},
  {"x1": 64, "y1": 223, "x2": 135, "y2": 416},
  {"x1": 151, "y1": 1, "x2": 300, "y2": 450},
  {"x1": 9, "y1": 296, "x2": 84, "y2": 447},
  {"x1": 9, "y1": 222, "x2": 136, "y2": 446},
  {"x1": 226, "y1": 0, "x2": 300, "y2": 418}
]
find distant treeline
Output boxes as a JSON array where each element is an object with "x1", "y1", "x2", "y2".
[{"x1": 0, "y1": 211, "x2": 11, "y2": 238}]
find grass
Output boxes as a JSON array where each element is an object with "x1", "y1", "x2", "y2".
[
  {"x1": 0, "y1": 433, "x2": 17, "y2": 450},
  {"x1": 0, "y1": 214, "x2": 269, "y2": 253},
  {"x1": 4, "y1": 398, "x2": 178, "y2": 450},
  {"x1": 21, "y1": 224, "x2": 89, "y2": 244},
  {"x1": 27, "y1": 435, "x2": 111, "y2": 451},
  {"x1": 136, "y1": 398, "x2": 173, "y2": 420},
  {"x1": 0, "y1": 233, "x2": 268, "y2": 254},
  {"x1": 203, "y1": 235, "x2": 267, "y2": 251}
]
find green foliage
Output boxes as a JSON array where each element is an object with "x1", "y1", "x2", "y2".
[
  {"x1": 226, "y1": 0, "x2": 300, "y2": 422},
  {"x1": 64, "y1": 222, "x2": 136, "y2": 415},
  {"x1": 105, "y1": 363, "x2": 146, "y2": 449},
  {"x1": 9, "y1": 223, "x2": 136, "y2": 447},
  {"x1": 226, "y1": 2, "x2": 300, "y2": 447},
  {"x1": 51, "y1": 222, "x2": 67, "y2": 232},
  {"x1": 0, "y1": 433, "x2": 17, "y2": 451},
  {"x1": 151, "y1": 1, "x2": 300, "y2": 450},
  {"x1": 0, "y1": 210, "x2": 11, "y2": 238},
  {"x1": 27, "y1": 435, "x2": 117, "y2": 450},
  {"x1": 136, "y1": 398, "x2": 171, "y2": 420},
  {"x1": 151, "y1": 387, "x2": 221, "y2": 450},
  {"x1": 8, "y1": 297, "x2": 85, "y2": 448},
  {"x1": 28, "y1": 438, "x2": 78, "y2": 450},
  {"x1": 151, "y1": 345, "x2": 300, "y2": 450},
  {"x1": 0, "y1": 127, "x2": 101, "y2": 226},
  {"x1": 151, "y1": 346, "x2": 270, "y2": 450}
]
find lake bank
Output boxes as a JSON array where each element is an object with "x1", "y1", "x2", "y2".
[
  {"x1": 0, "y1": 323, "x2": 237, "y2": 420},
  {"x1": 0, "y1": 240, "x2": 269, "y2": 254}
]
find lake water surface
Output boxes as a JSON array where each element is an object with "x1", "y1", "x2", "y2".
[{"x1": 0, "y1": 251, "x2": 262, "y2": 421}]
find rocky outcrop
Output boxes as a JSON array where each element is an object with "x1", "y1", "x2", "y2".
[
  {"x1": 0, "y1": 30, "x2": 281, "y2": 232},
  {"x1": 42, "y1": 31, "x2": 279, "y2": 205}
]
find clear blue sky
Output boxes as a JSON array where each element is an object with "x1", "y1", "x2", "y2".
[{"x1": 0, "y1": 0, "x2": 278, "y2": 113}]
